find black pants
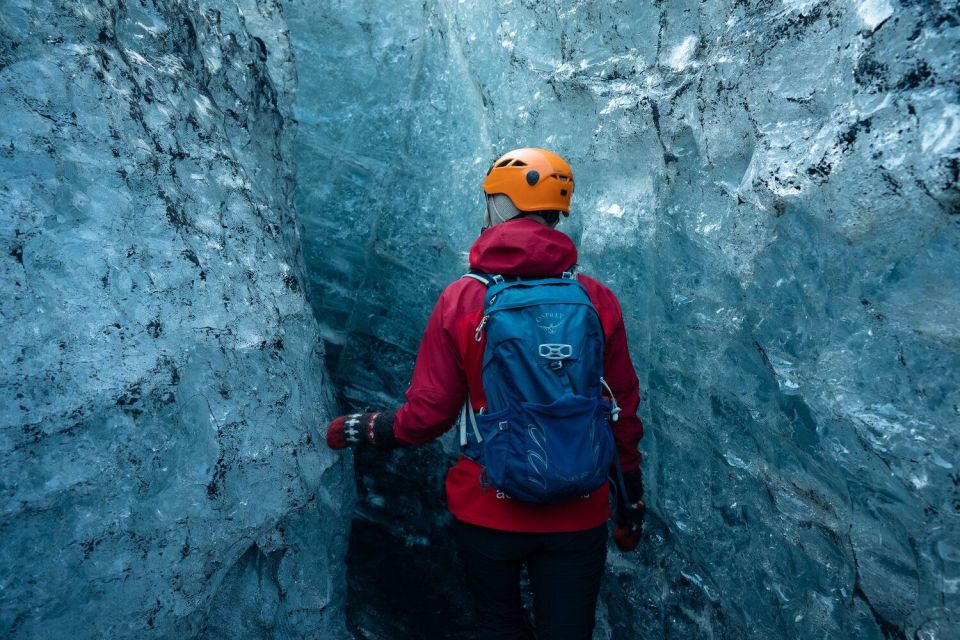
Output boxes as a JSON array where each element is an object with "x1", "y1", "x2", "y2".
[{"x1": 453, "y1": 520, "x2": 608, "y2": 640}]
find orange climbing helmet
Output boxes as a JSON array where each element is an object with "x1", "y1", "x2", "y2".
[{"x1": 482, "y1": 147, "x2": 574, "y2": 215}]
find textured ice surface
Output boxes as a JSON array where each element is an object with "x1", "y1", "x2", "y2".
[
  {"x1": 0, "y1": 1, "x2": 350, "y2": 638},
  {"x1": 3, "y1": 0, "x2": 957, "y2": 638},
  {"x1": 287, "y1": 1, "x2": 959, "y2": 638}
]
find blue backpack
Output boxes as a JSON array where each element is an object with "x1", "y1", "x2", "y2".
[{"x1": 460, "y1": 270, "x2": 620, "y2": 504}]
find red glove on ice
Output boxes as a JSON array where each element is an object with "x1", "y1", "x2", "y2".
[
  {"x1": 613, "y1": 469, "x2": 645, "y2": 552},
  {"x1": 325, "y1": 411, "x2": 399, "y2": 450}
]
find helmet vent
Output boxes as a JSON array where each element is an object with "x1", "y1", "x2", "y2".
[
  {"x1": 511, "y1": 160, "x2": 527, "y2": 167},
  {"x1": 496, "y1": 159, "x2": 513, "y2": 168}
]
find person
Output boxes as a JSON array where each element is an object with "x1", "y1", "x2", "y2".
[{"x1": 325, "y1": 147, "x2": 646, "y2": 640}]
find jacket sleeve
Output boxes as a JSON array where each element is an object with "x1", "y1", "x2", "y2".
[
  {"x1": 392, "y1": 290, "x2": 468, "y2": 445},
  {"x1": 596, "y1": 287, "x2": 644, "y2": 473},
  {"x1": 605, "y1": 318, "x2": 644, "y2": 472}
]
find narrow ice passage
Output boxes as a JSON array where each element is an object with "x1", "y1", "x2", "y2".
[{"x1": 0, "y1": 0, "x2": 957, "y2": 638}]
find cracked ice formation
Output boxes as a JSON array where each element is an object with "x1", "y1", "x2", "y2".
[
  {"x1": 0, "y1": 1, "x2": 350, "y2": 638},
  {"x1": 288, "y1": 1, "x2": 959, "y2": 638}
]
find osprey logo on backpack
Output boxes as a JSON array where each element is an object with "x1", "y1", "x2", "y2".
[
  {"x1": 460, "y1": 271, "x2": 619, "y2": 504},
  {"x1": 535, "y1": 312, "x2": 564, "y2": 334}
]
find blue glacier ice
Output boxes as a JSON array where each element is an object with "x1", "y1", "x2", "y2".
[
  {"x1": 286, "y1": 1, "x2": 959, "y2": 638},
  {"x1": 2, "y1": 0, "x2": 958, "y2": 638},
  {"x1": 1, "y1": 1, "x2": 351, "y2": 638}
]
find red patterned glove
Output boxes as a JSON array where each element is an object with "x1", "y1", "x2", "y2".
[
  {"x1": 325, "y1": 411, "x2": 399, "y2": 450},
  {"x1": 613, "y1": 469, "x2": 645, "y2": 552}
]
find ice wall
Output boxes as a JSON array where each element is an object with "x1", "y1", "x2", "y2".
[
  {"x1": 288, "y1": 1, "x2": 959, "y2": 638},
  {"x1": 0, "y1": 2, "x2": 350, "y2": 638}
]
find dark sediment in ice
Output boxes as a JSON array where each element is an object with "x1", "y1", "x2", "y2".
[
  {"x1": 0, "y1": 1, "x2": 350, "y2": 638},
  {"x1": 3, "y1": 0, "x2": 957, "y2": 638}
]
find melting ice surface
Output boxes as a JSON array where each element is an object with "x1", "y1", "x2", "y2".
[{"x1": 0, "y1": 0, "x2": 958, "y2": 638}]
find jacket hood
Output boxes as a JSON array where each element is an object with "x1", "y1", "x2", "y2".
[{"x1": 469, "y1": 218, "x2": 578, "y2": 276}]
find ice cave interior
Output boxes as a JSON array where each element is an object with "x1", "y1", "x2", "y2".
[{"x1": 0, "y1": 0, "x2": 957, "y2": 639}]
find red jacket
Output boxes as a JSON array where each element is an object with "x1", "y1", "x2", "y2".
[{"x1": 392, "y1": 218, "x2": 644, "y2": 532}]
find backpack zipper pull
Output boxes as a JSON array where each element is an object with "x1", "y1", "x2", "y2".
[
  {"x1": 474, "y1": 315, "x2": 489, "y2": 342},
  {"x1": 601, "y1": 377, "x2": 621, "y2": 422}
]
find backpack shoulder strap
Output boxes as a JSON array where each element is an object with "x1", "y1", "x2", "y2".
[
  {"x1": 463, "y1": 270, "x2": 577, "y2": 286},
  {"x1": 461, "y1": 269, "x2": 504, "y2": 287},
  {"x1": 462, "y1": 270, "x2": 497, "y2": 286}
]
